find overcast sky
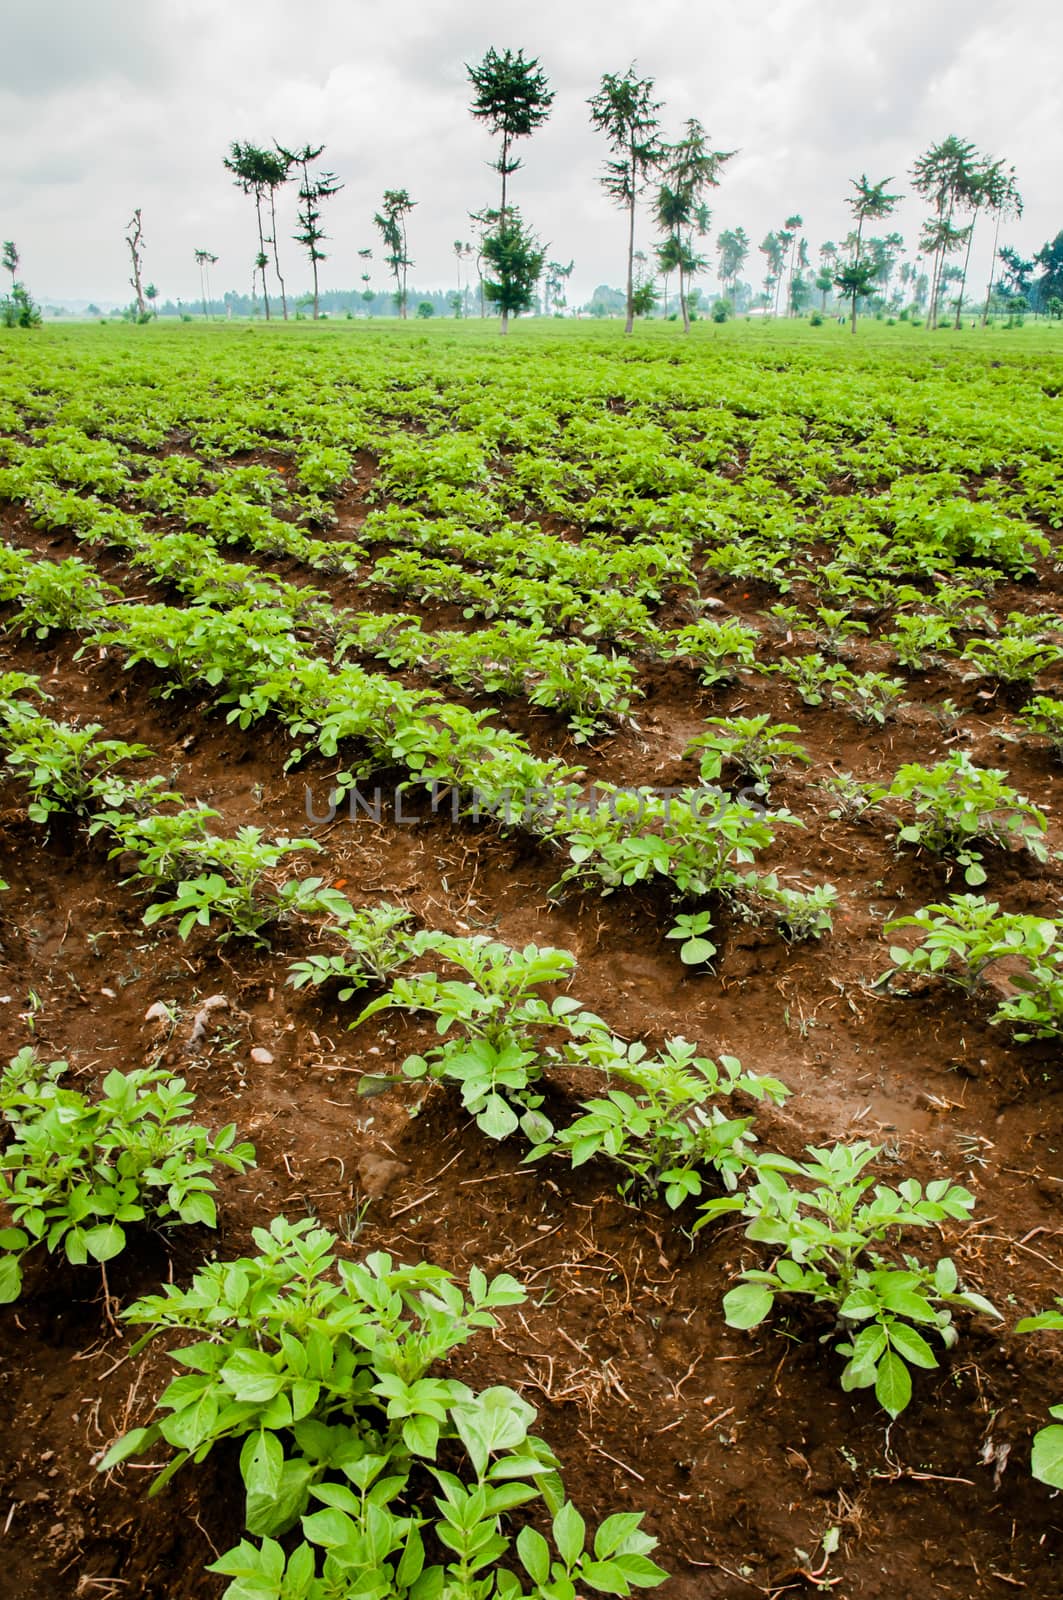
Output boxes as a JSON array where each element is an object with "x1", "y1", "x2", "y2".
[{"x1": 3, "y1": 0, "x2": 1060, "y2": 307}]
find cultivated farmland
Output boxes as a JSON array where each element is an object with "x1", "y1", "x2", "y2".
[{"x1": 0, "y1": 318, "x2": 1062, "y2": 1598}]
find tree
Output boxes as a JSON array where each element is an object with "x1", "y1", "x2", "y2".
[
  {"x1": 467, "y1": 46, "x2": 554, "y2": 331},
  {"x1": 358, "y1": 248, "x2": 373, "y2": 305},
  {"x1": 416, "y1": 301, "x2": 435, "y2": 319},
  {"x1": 453, "y1": 239, "x2": 467, "y2": 314},
  {"x1": 224, "y1": 142, "x2": 277, "y2": 319},
  {"x1": 981, "y1": 164, "x2": 1022, "y2": 324},
  {"x1": 783, "y1": 214, "x2": 803, "y2": 315},
  {"x1": 947, "y1": 155, "x2": 1014, "y2": 329},
  {"x1": 866, "y1": 231, "x2": 904, "y2": 303},
  {"x1": 125, "y1": 209, "x2": 147, "y2": 319},
  {"x1": 655, "y1": 232, "x2": 681, "y2": 319},
  {"x1": 1035, "y1": 232, "x2": 1063, "y2": 310},
  {"x1": 0, "y1": 282, "x2": 40, "y2": 329},
  {"x1": 919, "y1": 214, "x2": 972, "y2": 324},
  {"x1": 2, "y1": 241, "x2": 17, "y2": 291},
  {"x1": 630, "y1": 260, "x2": 658, "y2": 319},
  {"x1": 716, "y1": 227, "x2": 749, "y2": 305},
  {"x1": 261, "y1": 147, "x2": 292, "y2": 320},
  {"x1": 789, "y1": 271, "x2": 811, "y2": 315},
  {"x1": 911, "y1": 136, "x2": 979, "y2": 328},
  {"x1": 758, "y1": 231, "x2": 786, "y2": 314},
  {"x1": 145, "y1": 282, "x2": 158, "y2": 318},
  {"x1": 834, "y1": 259, "x2": 878, "y2": 325},
  {"x1": 373, "y1": 190, "x2": 415, "y2": 317},
  {"x1": 655, "y1": 120, "x2": 734, "y2": 333},
  {"x1": 279, "y1": 142, "x2": 344, "y2": 320},
  {"x1": 194, "y1": 248, "x2": 218, "y2": 319},
  {"x1": 482, "y1": 209, "x2": 546, "y2": 327},
  {"x1": 815, "y1": 267, "x2": 834, "y2": 310},
  {"x1": 588, "y1": 64, "x2": 664, "y2": 335},
  {"x1": 842, "y1": 174, "x2": 901, "y2": 332},
  {"x1": 543, "y1": 258, "x2": 573, "y2": 317}
]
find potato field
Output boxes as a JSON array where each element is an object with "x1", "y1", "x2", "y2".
[{"x1": 0, "y1": 318, "x2": 1062, "y2": 1598}]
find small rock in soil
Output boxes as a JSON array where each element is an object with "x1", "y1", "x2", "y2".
[{"x1": 356, "y1": 1153, "x2": 409, "y2": 1198}]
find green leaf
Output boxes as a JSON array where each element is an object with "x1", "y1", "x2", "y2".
[
  {"x1": 246, "y1": 1455, "x2": 315, "y2": 1538},
  {"x1": 582, "y1": 1559, "x2": 633, "y2": 1594},
  {"x1": 240, "y1": 1429, "x2": 283, "y2": 1499},
  {"x1": 875, "y1": 1351, "x2": 913, "y2": 1417},
  {"x1": 887, "y1": 1322, "x2": 938, "y2": 1371},
  {"x1": 83, "y1": 1222, "x2": 126, "y2": 1262},
  {"x1": 593, "y1": 1513, "x2": 645, "y2": 1559},
  {"x1": 679, "y1": 936, "x2": 716, "y2": 965},
  {"x1": 177, "y1": 1190, "x2": 217, "y2": 1229},
  {"x1": 98, "y1": 1425, "x2": 158, "y2": 1472},
  {"x1": 1031, "y1": 1424, "x2": 1063, "y2": 1490},
  {"x1": 301, "y1": 1506, "x2": 356, "y2": 1549},
  {"x1": 219, "y1": 1348, "x2": 286, "y2": 1404},
  {"x1": 723, "y1": 1281, "x2": 774, "y2": 1330},
  {"x1": 0, "y1": 1254, "x2": 23, "y2": 1303},
  {"x1": 477, "y1": 1094, "x2": 519, "y2": 1141},
  {"x1": 517, "y1": 1525, "x2": 551, "y2": 1587},
  {"x1": 403, "y1": 1412, "x2": 440, "y2": 1458},
  {"x1": 553, "y1": 1501, "x2": 587, "y2": 1569}
]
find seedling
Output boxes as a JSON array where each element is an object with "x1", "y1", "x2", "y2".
[
  {"x1": 355, "y1": 935, "x2": 609, "y2": 1141},
  {"x1": 288, "y1": 903, "x2": 417, "y2": 996},
  {"x1": 869, "y1": 753, "x2": 1049, "y2": 886},
  {"x1": 684, "y1": 715, "x2": 810, "y2": 792},
  {"x1": 99, "y1": 1218, "x2": 667, "y2": 1597},
  {"x1": 705, "y1": 1142, "x2": 998, "y2": 1416},
  {"x1": 0, "y1": 1049, "x2": 254, "y2": 1302}
]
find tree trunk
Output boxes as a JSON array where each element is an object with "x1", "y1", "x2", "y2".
[
  {"x1": 268, "y1": 189, "x2": 288, "y2": 320},
  {"x1": 312, "y1": 257, "x2": 320, "y2": 320},
  {"x1": 679, "y1": 263, "x2": 690, "y2": 333},
  {"x1": 127, "y1": 212, "x2": 146, "y2": 317},
  {"x1": 624, "y1": 146, "x2": 636, "y2": 336},
  {"x1": 954, "y1": 217, "x2": 976, "y2": 330},
  {"x1": 982, "y1": 207, "x2": 1002, "y2": 325},
  {"x1": 254, "y1": 194, "x2": 271, "y2": 321},
  {"x1": 500, "y1": 135, "x2": 509, "y2": 230}
]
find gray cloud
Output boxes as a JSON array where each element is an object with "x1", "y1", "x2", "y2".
[
  {"x1": 2, "y1": 0, "x2": 1060, "y2": 306},
  {"x1": 0, "y1": 0, "x2": 168, "y2": 95}
]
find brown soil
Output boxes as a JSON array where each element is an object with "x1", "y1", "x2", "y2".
[{"x1": 1, "y1": 479, "x2": 1063, "y2": 1600}]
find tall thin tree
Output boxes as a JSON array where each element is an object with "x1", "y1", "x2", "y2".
[
  {"x1": 588, "y1": 64, "x2": 664, "y2": 335},
  {"x1": 783, "y1": 214, "x2": 803, "y2": 315},
  {"x1": 911, "y1": 136, "x2": 979, "y2": 329},
  {"x1": 466, "y1": 46, "x2": 554, "y2": 332},
  {"x1": 373, "y1": 190, "x2": 415, "y2": 318},
  {"x1": 655, "y1": 120, "x2": 734, "y2": 333},
  {"x1": 715, "y1": 227, "x2": 748, "y2": 305},
  {"x1": 278, "y1": 142, "x2": 344, "y2": 320},
  {"x1": 842, "y1": 174, "x2": 901, "y2": 332},
  {"x1": 125, "y1": 209, "x2": 147, "y2": 318},
  {"x1": 194, "y1": 248, "x2": 218, "y2": 319},
  {"x1": 981, "y1": 164, "x2": 1022, "y2": 324},
  {"x1": 224, "y1": 142, "x2": 276, "y2": 318}
]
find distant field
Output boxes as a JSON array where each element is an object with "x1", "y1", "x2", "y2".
[{"x1": 1, "y1": 318, "x2": 1062, "y2": 1599}]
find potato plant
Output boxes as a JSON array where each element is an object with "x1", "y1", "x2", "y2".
[{"x1": 0, "y1": 1049, "x2": 254, "y2": 1301}]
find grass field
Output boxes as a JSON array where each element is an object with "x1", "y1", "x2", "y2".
[{"x1": 1, "y1": 316, "x2": 1062, "y2": 1598}]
